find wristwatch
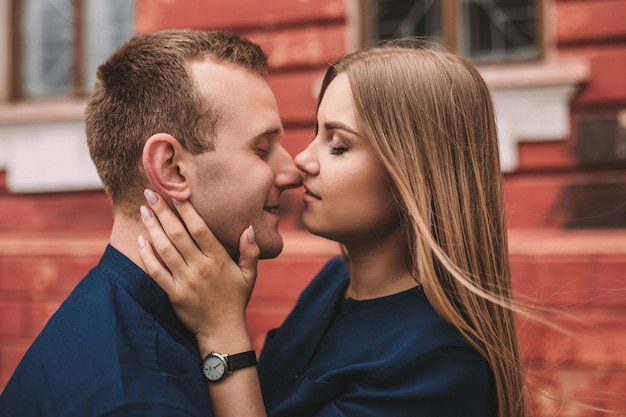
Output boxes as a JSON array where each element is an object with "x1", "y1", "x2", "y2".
[{"x1": 202, "y1": 350, "x2": 257, "y2": 382}]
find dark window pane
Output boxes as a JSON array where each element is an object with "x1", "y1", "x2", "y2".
[
  {"x1": 18, "y1": 0, "x2": 134, "y2": 99},
  {"x1": 84, "y1": 0, "x2": 135, "y2": 91},
  {"x1": 369, "y1": 0, "x2": 440, "y2": 42},
  {"x1": 463, "y1": 0, "x2": 538, "y2": 62},
  {"x1": 367, "y1": 0, "x2": 539, "y2": 62},
  {"x1": 21, "y1": 0, "x2": 74, "y2": 98}
]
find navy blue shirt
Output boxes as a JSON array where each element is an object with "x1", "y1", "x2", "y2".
[
  {"x1": 0, "y1": 245, "x2": 212, "y2": 417},
  {"x1": 258, "y1": 256, "x2": 495, "y2": 417}
]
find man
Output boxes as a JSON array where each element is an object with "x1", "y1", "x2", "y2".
[{"x1": 0, "y1": 29, "x2": 301, "y2": 416}]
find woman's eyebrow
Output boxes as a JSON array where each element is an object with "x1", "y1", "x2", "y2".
[{"x1": 323, "y1": 121, "x2": 360, "y2": 136}]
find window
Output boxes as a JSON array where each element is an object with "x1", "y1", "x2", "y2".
[
  {"x1": 11, "y1": 0, "x2": 134, "y2": 100},
  {"x1": 363, "y1": 0, "x2": 541, "y2": 63}
]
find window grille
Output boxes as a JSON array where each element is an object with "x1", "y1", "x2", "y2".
[
  {"x1": 15, "y1": 0, "x2": 134, "y2": 99},
  {"x1": 365, "y1": 0, "x2": 540, "y2": 63}
]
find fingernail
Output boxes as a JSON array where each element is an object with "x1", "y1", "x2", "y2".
[
  {"x1": 247, "y1": 225, "x2": 256, "y2": 245},
  {"x1": 138, "y1": 235, "x2": 146, "y2": 249},
  {"x1": 140, "y1": 205, "x2": 152, "y2": 221},
  {"x1": 144, "y1": 189, "x2": 158, "y2": 205},
  {"x1": 172, "y1": 198, "x2": 182, "y2": 205}
]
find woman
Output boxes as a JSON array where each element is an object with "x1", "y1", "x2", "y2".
[{"x1": 139, "y1": 38, "x2": 526, "y2": 417}]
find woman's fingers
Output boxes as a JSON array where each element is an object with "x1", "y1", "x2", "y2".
[
  {"x1": 170, "y1": 199, "x2": 226, "y2": 258},
  {"x1": 137, "y1": 234, "x2": 176, "y2": 294},
  {"x1": 143, "y1": 190, "x2": 203, "y2": 264},
  {"x1": 137, "y1": 190, "x2": 260, "y2": 338},
  {"x1": 144, "y1": 190, "x2": 227, "y2": 262},
  {"x1": 238, "y1": 226, "x2": 260, "y2": 287}
]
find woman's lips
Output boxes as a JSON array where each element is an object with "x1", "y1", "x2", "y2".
[{"x1": 302, "y1": 186, "x2": 321, "y2": 202}]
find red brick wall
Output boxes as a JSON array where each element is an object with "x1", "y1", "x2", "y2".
[{"x1": 510, "y1": 231, "x2": 626, "y2": 415}]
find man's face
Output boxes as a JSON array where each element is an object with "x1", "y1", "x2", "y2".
[{"x1": 186, "y1": 60, "x2": 302, "y2": 259}]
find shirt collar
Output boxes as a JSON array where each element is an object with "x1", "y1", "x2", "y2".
[{"x1": 98, "y1": 245, "x2": 197, "y2": 347}]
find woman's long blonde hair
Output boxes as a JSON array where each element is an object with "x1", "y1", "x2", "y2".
[{"x1": 317, "y1": 38, "x2": 527, "y2": 417}]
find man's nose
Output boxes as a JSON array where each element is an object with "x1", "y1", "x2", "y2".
[{"x1": 274, "y1": 146, "x2": 303, "y2": 190}]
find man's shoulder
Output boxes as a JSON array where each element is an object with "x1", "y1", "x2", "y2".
[{"x1": 0, "y1": 246, "x2": 210, "y2": 417}]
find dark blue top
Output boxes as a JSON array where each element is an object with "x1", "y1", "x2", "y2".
[
  {"x1": 0, "y1": 245, "x2": 212, "y2": 417},
  {"x1": 258, "y1": 256, "x2": 495, "y2": 417}
]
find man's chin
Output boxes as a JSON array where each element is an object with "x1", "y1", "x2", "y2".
[{"x1": 258, "y1": 238, "x2": 283, "y2": 260}]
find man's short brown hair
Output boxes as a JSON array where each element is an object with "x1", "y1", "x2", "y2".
[{"x1": 85, "y1": 29, "x2": 268, "y2": 214}]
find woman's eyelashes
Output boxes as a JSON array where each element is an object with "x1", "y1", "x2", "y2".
[
  {"x1": 328, "y1": 137, "x2": 349, "y2": 155},
  {"x1": 329, "y1": 145, "x2": 348, "y2": 155}
]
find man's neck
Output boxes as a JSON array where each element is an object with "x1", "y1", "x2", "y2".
[{"x1": 109, "y1": 214, "x2": 146, "y2": 271}]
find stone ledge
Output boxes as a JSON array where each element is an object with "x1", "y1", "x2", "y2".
[
  {"x1": 0, "y1": 100, "x2": 86, "y2": 126},
  {"x1": 0, "y1": 230, "x2": 339, "y2": 257},
  {"x1": 1, "y1": 229, "x2": 625, "y2": 257},
  {"x1": 508, "y1": 229, "x2": 626, "y2": 256}
]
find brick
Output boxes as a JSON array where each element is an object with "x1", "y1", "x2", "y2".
[
  {"x1": 0, "y1": 170, "x2": 6, "y2": 193},
  {"x1": 516, "y1": 140, "x2": 576, "y2": 172},
  {"x1": 504, "y1": 175, "x2": 569, "y2": 229},
  {"x1": 247, "y1": 25, "x2": 347, "y2": 70},
  {"x1": 283, "y1": 127, "x2": 315, "y2": 159},
  {"x1": 570, "y1": 309, "x2": 626, "y2": 367},
  {"x1": 27, "y1": 301, "x2": 63, "y2": 337},
  {"x1": 0, "y1": 257, "x2": 61, "y2": 294},
  {"x1": 517, "y1": 315, "x2": 548, "y2": 362},
  {"x1": 590, "y1": 254, "x2": 626, "y2": 308},
  {"x1": 0, "y1": 234, "x2": 108, "y2": 258},
  {"x1": 136, "y1": 0, "x2": 346, "y2": 33},
  {"x1": 254, "y1": 257, "x2": 329, "y2": 301},
  {"x1": 0, "y1": 338, "x2": 32, "y2": 391},
  {"x1": 270, "y1": 69, "x2": 326, "y2": 124},
  {"x1": 572, "y1": 47, "x2": 626, "y2": 107},
  {"x1": 246, "y1": 305, "x2": 294, "y2": 353},
  {"x1": 525, "y1": 367, "x2": 604, "y2": 417},
  {"x1": 600, "y1": 370, "x2": 626, "y2": 415},
  {"x1": 0, "y1": 255, "x2": 87, "y2": 298},
  {"x1": 528, "y1": 366, "x2": 626, "y2": 416},
  {"x1": 0, "y1": 298, "x2": 64, "y2": 339},
  {"x1": 557, "y1": 0, "x2": 626, "y2": 45},
  {"x1": 510, "y1": 254, "x2": 592, "y2": 306},
  {"x1": 527, "y1": 308, "x2": 626, "y2": 368},
  {"x1": 0, "y1": 191, "x2": 111, "y2": 233},
  {"x1": 0, "y1": 302, "x2": 27, "y2": 337}
]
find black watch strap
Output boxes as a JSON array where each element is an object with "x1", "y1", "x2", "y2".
[{"x1": 227, "y1": 350, "x2": 257, "y2": 372}]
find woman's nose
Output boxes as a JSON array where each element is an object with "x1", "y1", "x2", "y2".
[{"x1": 294, "y1": 141, "x2": 319, "y2": 175}]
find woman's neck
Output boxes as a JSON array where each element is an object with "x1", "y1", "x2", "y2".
[{"x1": 343, "y1": 232, "x2": 419, "y2": 300}]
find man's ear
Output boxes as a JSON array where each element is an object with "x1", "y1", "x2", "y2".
[{"x1": 142, "y1": 133, "x2": 191, "y2": 201}]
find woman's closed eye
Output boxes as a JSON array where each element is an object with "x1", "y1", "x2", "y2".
[
  {"x1": 328, "y1": 137, "x2": 349, "y2": 156},
  {"x1": 329, "y1": 145, "x2": 348, "y2": 155}
]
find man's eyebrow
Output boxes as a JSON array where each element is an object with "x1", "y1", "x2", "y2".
[
  {"x1": 254, "y1": 127, "x2": 283, "y2": 140},
  {"x1": 323, "y1": 121, "x2": 360, "y2": 136}
]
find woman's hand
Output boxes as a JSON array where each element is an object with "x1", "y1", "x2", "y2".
[{"x1": 137, "y1": 189, "x2": 260, "y2": 354}]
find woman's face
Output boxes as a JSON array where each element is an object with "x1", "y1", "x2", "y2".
[{"x1": 294, "y1": 73, "x2": 399, "y2": 245}]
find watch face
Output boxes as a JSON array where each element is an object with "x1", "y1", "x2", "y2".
[{"x1": 203, "y1": 354, "x2": 227, "y2": 382}]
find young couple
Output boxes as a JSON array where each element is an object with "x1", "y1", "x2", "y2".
[
  {"x1": 0, "y1": 29, "x2": 526, "y2": 417},
  {"x1": 137, "y1": 31, "x2": 526, "y2": 417}
]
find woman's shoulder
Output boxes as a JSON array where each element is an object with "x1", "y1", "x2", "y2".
[{"x1": 297, "y1": 255, "x2": 348, "y2": 300}]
